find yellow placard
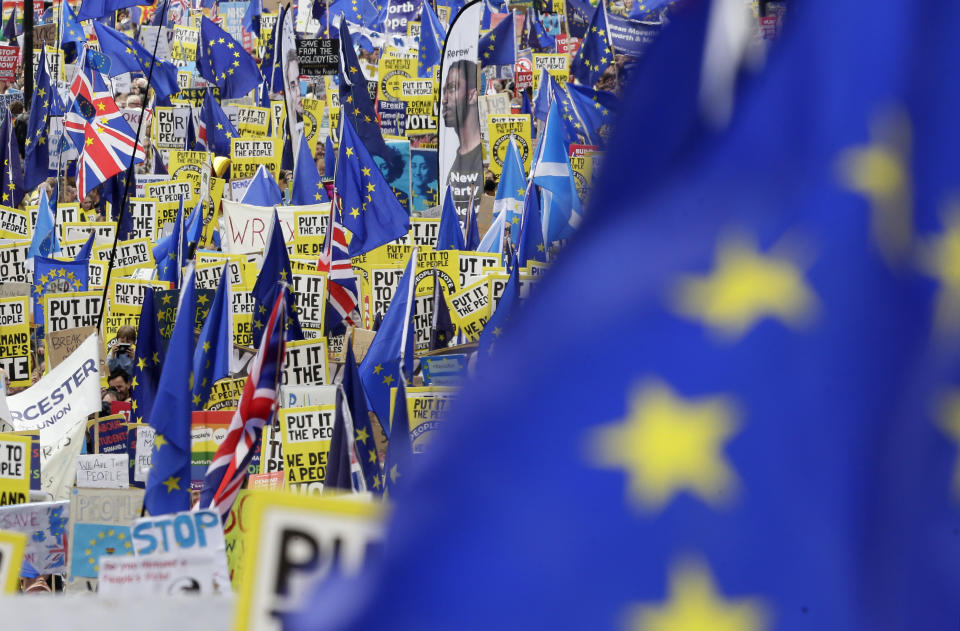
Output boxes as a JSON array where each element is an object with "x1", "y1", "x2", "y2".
[
  {"x1": 0, "y1": 297, "x2": 32, "y2": 387},
  {"x1": 109, "y1": 278, "x2": 167, "y2": 315},
  {"x1": 389, "y1": 386, "x2": 455, "y2": 454},
  {"x1": 167, "y1": 150, "x2": 208, "y2": 191},
  {"x1": 205, "y1": 377, "x2": 247, "y2": 411},
  {"x1": 0, "y1": 205, "x2": 29, "y2": 240},
  {"x1": 302, "y1": 98, "x2": 326, "y2": 154},
  {"x1": 533, "y1": 53, "x2": 570, "y2": 90},
  {"x1": 0, "y1": 530, "x2": 25, "y2": 593},
  {"x1": 236, "y1": 105, "x2": 271, "y2": 137},
  {"x1": 278, "y1": 405, "x2": 336, "y2": 492},
  {"x1": 0, "y1": 433, "x2": 31, "y2": 506},
  {"x1": 378, "y1": 51, "x2": 417, "y2": 101},
  {"x1": 486, "y1": 115, "x2": 533, "y2": 175},
  {"x1": 231, "y1": 138, "x2": 281, "y2": 180},
  {"x1": 447, "y1": 276, "x2": 491, "y2": 340}
]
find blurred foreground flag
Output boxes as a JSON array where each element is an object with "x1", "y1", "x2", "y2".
[{"x1": 284, "y1": 0, "x2": 960, "y2": 628}]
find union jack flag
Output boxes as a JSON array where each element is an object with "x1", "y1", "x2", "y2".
[
  {"x1": 199, "y1": 285, "x2": 288, "y2": 520},
  {"x1": 64, "y1": 47, "x2": 145, "y2": 198},
  {"x1": 318, "y1": 203, "x2": 361, "y2": 333}
]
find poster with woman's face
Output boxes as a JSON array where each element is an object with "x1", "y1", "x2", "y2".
[
  {"x1": 410, "y1": 148, "x2": 439, "y2": 212},
  {"x1": 374, "y1": 138, "x2": 412, "y2": 213}
]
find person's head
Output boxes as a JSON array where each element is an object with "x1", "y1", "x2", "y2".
[
  {"x1": 285, "y1": 50, "x2": 302, "y2": 116},
  {"x1": 108, "y1": 369, "x2": 130, "y2": 401},
  {"x1": 9, "y1": 101, "x2": 22, "y2": 116},
  {"x1": 126, "y1": 94, "x2": 142, "y2": 109},
  {"x1": 442, "y1": 60, "x2": 478, "y2": 129},
  {"x1": 116, "y1": 325, "x2": 136, "y2": 344},
  {"x1": 80, "y1": 189, "x2": 99, "y2": 211},
  {"x1": 411, "y1": 152, "x2": 437, "y2": 192}
]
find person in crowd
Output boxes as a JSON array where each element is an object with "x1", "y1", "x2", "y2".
[
  {"x1": 107, "y1": 368, "x2": 131, "y2": 402},
  {"x1": 108, "y1": 326, "x2": 137, "y2": 375}
]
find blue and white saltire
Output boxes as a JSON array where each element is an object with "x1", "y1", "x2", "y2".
[
  {"x1": 533, "y1": 100, "x2": 582, "y2": 245},
  {"x1": 477, "y1": 209, "x2": 506, "y2": 256}
]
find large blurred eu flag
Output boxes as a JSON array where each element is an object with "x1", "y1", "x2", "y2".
[{"x1": 284, "y1": 0, "x2": 960, "y2": 628}]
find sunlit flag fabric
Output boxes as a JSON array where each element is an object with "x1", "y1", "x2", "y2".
[
  {"x1": 201, "y1": 286, "x2": 288, "y2": 520},
  {"x1": 130, "y1": 288, "x2": 166, "y2": 426},
  {"x1": 0, "y1": 108, "x2": 24, "y2": 208},
  {"x1": 197, "y1": 16, "x2": 260, "y2": 100},
  {"x1": 478, "y1": 11, "x2": 516, "y2": 68},
  {"x1": 359, "y1": 251, "x2": 416, "y2": 432},
  {"x1": 27, "y1": 187, "x2": 59, "y2": 259},
  {"x1": 152, "y1": 199, "x2": 185, "y2": 285},
  {"x1": 25, "y1": 48, "x2": 54, "y2": 190},
  {"x1": 552, "y1": 80, "x2": 618, "y2": 148},
  {"x1": 242, "y1": 0, "x2": 262, "y2": 37},
  {"x1": 292, "y1": 131, "x2": 328, "y2": 204},
  {"x1": 240, "y1": 164, "x2": 283, "y2": 206},
  {"x1": 59, "y1": 2, "x2": 85, "y2": 63},
  {"x1": 285, "y1": 0, "x2": 960, "y2": 627},
  {"x1": 418, "y1": 0, "x2": 447, "y2": 79},
  {"x1": 145, "y1": 266, "x2": 196, "y2": 516},
  {"x1": 191, "y1": 264, "x2": 233, "y2": 410},
  {"x1": 64, "y1": 47, "x2": 145, "y2": 198},
  {"x1": 436, "y1": 186, "x2": 466, "y2": 251},
  {"x1": 533, "y1": 99, "x2": 582, "y2": 244},
  {"x1": 318, "y1": 205, "x2": 361, "y2": 334},
  {"x1": 338, "y1": 19, "x2": 389, "y2": 162},
  {"x1": 515, "y1": 181, "x2": 546, "y2": 267},
  {"x1": 336, "y1": 116, "x2": 411, "y2": 256},
  {"x1": 493, "y1": 136, "x2": 526, "y2": 239},
  {"x1": 93, "y1": 22, "x2": 179, "y2": 99},
  {"x1": 198, "y1": 88, "x2": 240, "y2": 156},
  {"x1": 571, "y1": 0, "x2": 614, "y2": 87},
  {"x1": 74, "y1": 232, "x2": 95, "y2": 262}
]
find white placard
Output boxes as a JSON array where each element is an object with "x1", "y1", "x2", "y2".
[{"x1": 76, "y1": 454, "x2": 129, "y2": 489}]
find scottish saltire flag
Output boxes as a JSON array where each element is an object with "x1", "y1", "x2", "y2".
[
  {"x1": 252, "y1": 211, "x2": 304, "y2": 346},
  {"x1": 199, "y1": 88, "x2": 239, "y2": 156},
  {"x1": 27, "y1": 187, "x2": 59, "y2": 259},
  {"x1": 338, "y1": 19, "x2": 389, "y2": 162},
  {"x1": 74, "y1": 232, "x2": 95, "y2": 262},
  {"x1": 93, "y1": 22, "x2": 179, "y2": 99},
  {"x1": 197, "y1": 16, "x2": 260, "y2": 99},
  {"x1": 436, "y1": 187, "x2": 465, "y2": 251},
  {"x1": 130, "y1": 288, "x2": 165, "y2": 426},
  {"x1": 59, "y1": 2, "x2": 85, "y2": 62},
  {"x1": 240, "y1": 164, "x2": 283, "y2": 206},
  {"x1": 318, "y1": 205, "x2": 361, "y2": 334},
  {"x1": 145, "y1": 266, "x2": 196, "y2": 516},
  {"x1": 77, "y1": 0, "x2": 144, "y2": 21},
  {"x1": 201, "y1": 286, "x2": 289, "y2": 520},
  {"x1": 192, "y1": 264, "x2": 233, "y2": 410},
  {"x1": 32, "y1": 256, "x2": 87, "y2": 326},
  {"x1": 359, "y1": 250, "x2": 416, "y2": 432},
  {"x1": 534, "y1": 100, "x2": 582, "y2": 244},
  {"x1": 64, "y1": 47, "x2": 145, "y2": 198},
  {"x1": 383, "y1": 378, "x2": 413, "y2": 497},
  {"x1": 292, "y1": 132, "x2": 328, "y2": 204},
  {"x1": 515, "y1": 181, "x2": 545, "y2": 267},
  {"x1": 493, "y1": 136, "x2": 526, "y2": 239},
  {"x1": 242, "y1": 0, "x2": 262, "y2": 37},
  {"x1": 571, "y1": 0, "x2": 614, "y2": 87},
  {"x1": 336, "y1": 116, "x2": 411, "y2": 256},
  {"x1": 477, "y1": 208, "x2": 506, "y2": 255},
  {"x1": 478, "y1": 12, "x2": 516, "y2": 67},
  {"x1": 0, "y1": 109, "x2": 24, "y2": 208},
  {"x1": 418, "y1": 0, "x2": 447, "y2": 79},
  {"x1": 287, "y1": 0, "x2": 960, "y2": 626},
  {"x1": 477, "y1": 256, "x2": 518, "y2": 357},
  {"x1": 25, "y1": 47, "x2": 54, "y2": 191}
]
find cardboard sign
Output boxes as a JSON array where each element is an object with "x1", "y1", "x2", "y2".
[
  {"x1": 94, "y1": 237, "x2": 155, "y2": 275},
  {"x1": 62, "y1": 220, "x2": 115, "y2": 245},
  {"x1": 421, "y1": 354, "x2": 468, "y2": 386},
  {"x1": 45, "y1": 325, "x2": 101, "y2": 371},
  {"x1": 458, "y1": 253, "x2": 503, "y2": 288},
  {"x1": 231, "y1": 138, "x2": 280, "y2": 180},
  {"x1": 0, "y1": 297, "x2": 31, "y2": 387},
  {"x1": 282, "y1": 338, "x2": 330, "y2": 386},
  {"x1": 127, "y1": 197, "x2": 158, "y2": 239},
  {"x1": 234, "y1": 492, "x2": 384, "y2": 631},
  {"x1": 133, "y1": 425, "x2": 155, "y2": 483},
  {"x1": 279, "y1": 405, "x2": 335, "y2": 494},
  {"x1": 0, "y1": 205, "x2": 29, "y2": 239},
  {"x1": 66, "y1": 487, "x2": 144, "y2": 584},
  {"x1": 0, "y1": 530, "x2": 25, "y2": 593},
  {"x1": 0, "y1": 434, "x2": 30, "y2": 505},
  {"x1": 0, "y1": 500, "x2": 69, "y2": 575},
  {"x1": 76, "y1": 454, "x2": 129, "y2": 489},
  {"x1": 0, "y1": 239, "x2": 30, "y2": 283},
  {"x1": 221, "y1": 200, "x2": 297, "y2": 254},
  {"x1": 447, "y1": 276, "x2": 491, "y2": 340},
  {"x1": 153, "y1": 106, "x2": 191, "y2": 149},
  {"x1": 223, "y1": 490, "x2": 252, "y2": 589}
]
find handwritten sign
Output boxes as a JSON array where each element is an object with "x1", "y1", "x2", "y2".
[{"x1": 76, "y1": 454, "x2": 129, "y2": 489}]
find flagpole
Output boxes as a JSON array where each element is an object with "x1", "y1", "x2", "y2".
[{"x1": 97, "y1": 0, "x2": 172, "y2": 330}]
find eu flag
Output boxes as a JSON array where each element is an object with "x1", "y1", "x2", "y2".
[
  {"x1": 76, "y1": 0, "x2": 145, "y2": 21},
  {"x1": 570, "y1": 0, "x2": 614, "y2": 87},
  {"x1": 0, "y1": 108, "x2": 25, "y2": 208},
  {"x1": 383, "y1": 378, "x2": 412, "y2": 498},
  {"x1": 478, "y1": 12, "x2": 516, "y2": 68},
  {"x1": 197, "y1": 16, "x2": 260, "y2": 100},
  {"x1": 343, "y1": 341, "x2": 383, "y2": 493},
  {"x1": 25, "y1": 49, "x2": 53, "y2": 191},
  {"x1": 152, "y1": 199, "x2": 184, "y2": 285},
  {"x1": 130, "y1": 287, "x2": 166, "y2": 426},
  {"x1": 359, "y1": 250, "x2": 416, "y2": 432},
  {"x1": 93, "y1": 22, "x2": 179, "y2": 99},
  {"x1": 199, "y1": 88, "x2": 239, "y2": 157},
  {"x1": 338, "y1": 19, "x2": 390, "y2": 162},
  {"x1": 515, "y1": 181, "x2": 545, "y2": 267},
  {"x1": 59, "y1": 2, "x2": 85, "y2": 63},
  {"x1": 27, "y1": 187, "x2": 59, "y2": 259},
  {"x1": 286, "y1": 0, "x2": 953, "y2": 627},
  {"x1": 192, "y1": 263, "x2": 233, "y2": 410},
  {"x1": 292, "y1": 132, "x2": 328, "y2": 204},
  {"x1": 418, "y1": 1, "x2": 446, "y2": 79},
  {"x1": 145, "y1": 266, "x2": 197, "y2": 515},
  {"x1": 436, "y1": 186, "x2": 465, "y2": 251},
  {"x1": 32, "y1": 256, "x2": 88, "y2": 328},
  {"x1": 336, "y1": 116, "x2": 411, "y2": 257},
  {"x1": 477, "y1": 255, "x2": 518, "y2": 357}
]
